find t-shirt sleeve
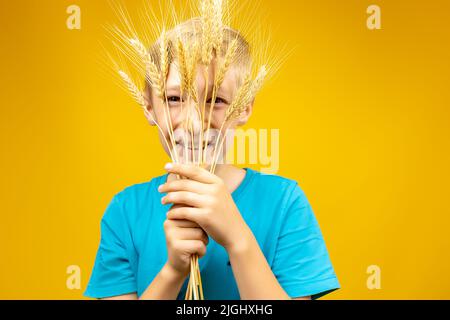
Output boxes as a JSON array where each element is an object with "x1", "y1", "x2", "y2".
[
  {"x1": 272, "y1": 183, "x2": 340, "y2": 299},
  {"x1": 84, "y1": 194, "x2": 137, "y2": 299}
]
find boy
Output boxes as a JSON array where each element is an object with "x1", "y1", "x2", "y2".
[{"x1": 84, "y1": 17, "x2": 340, "y2": 300}]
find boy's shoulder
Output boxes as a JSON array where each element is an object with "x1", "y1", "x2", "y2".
[
  {"x1": 113, "y1": 174, "x2": 166, "y2": 202},
  {"x1": 243, "y1": 169, "x2": 310, "y2": 219},
  {"x1": 249, "y1": 168, "x2": 302, "y2": 191},
  {"x1": 104, "y1": 174, "x2": 166, "y2": 223},
  {"x1": 245, "y1": 168, "x2": 306, "y2": 202}
]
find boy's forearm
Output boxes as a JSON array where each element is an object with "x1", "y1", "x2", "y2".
[
  {"x1": 227, "y1": 231, "x2": 291, "y2": 300},
  {"x1": 139, "y1": 263, "x2": 187, "y2": 300}
]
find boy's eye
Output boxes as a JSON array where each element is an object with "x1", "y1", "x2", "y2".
[
  {"x1": 207, "y1": 97, "x2": 227, "y2": 104},
  {"x1": 168, "y1": 96, "x2": 181, "y2": 103},
  {"x1": 167, "y1": 96, "x2": 188, "y2": 105}
]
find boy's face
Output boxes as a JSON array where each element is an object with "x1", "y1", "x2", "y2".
[{"x1": 147, "y1": 59, "x2": 252, "y2": 166}]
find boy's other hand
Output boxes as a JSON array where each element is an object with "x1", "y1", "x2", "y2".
[{"x1": 163, "y1": 215, "x2": 209, "y2": 278}]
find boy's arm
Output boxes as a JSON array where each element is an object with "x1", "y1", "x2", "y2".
[
  {"x1": 139, "y1": 263, "x2": 187, "y2": 300},
  {"x1": 227, "y1": 230, "x2": 310, "y2": 300},
  {"x1": 101, "y1": 293, "x2": 138, "y2": 300},
  {"x1": 98, "y1": 263, "x2": 185, "y2": 300}
]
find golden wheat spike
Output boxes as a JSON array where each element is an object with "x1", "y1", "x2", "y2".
[
  {"x1": 129, "y1": 38, "x2": 164, "y2": 100},
  {"x1": 200, "y1": 0, "x2": 224, "y2": 65},
  {"x1": 160, "y1": 29, "x2": 169, "y2": 94},
  {"x1": 200, "y1": 0, "x2": 214, "y2": 65},
  {"x1": 212, "y1": 0, "x2": 224, "y2": 52},
  {"x1": 225, "y1": 73, "x2": 252, "y2": 121},
  {"x1": 160, "y1": 29, "x2": 169, "y2": 78},
  {"x1": 250, "y1": 65, "x2": 267, "y2": 98},
  {"x1": 215, "y1": 37, "x2": 238, "y2": 88},
  {"x1": 118, "y1": 70, "x2": 146, "y2": 107},
  {"x1": 176, "y1": 38, "x2": 190, "y2": 94},
  {"x1": 188, "y1": 41, "x2": 200, "y2": 102}
]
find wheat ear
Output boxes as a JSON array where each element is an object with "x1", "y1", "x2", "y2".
[
  {"x1": 215, "y1": 38, "x2": 238, "y2": 88},
  {"x1": 118, "y1": 70, "x2": 147, "y2": 107},
  {"x1": 129, "y1": 39, "x2": 164, "y2": 100},
  {"x1": 160, "y1": 29, "x2": 169, "y2": 85},
  {"x1": 249, "y1": 65, "x2": 267, "y2": 102},
  {"x1": 129, "y1": 38, "x2": 179, "y2": 164},
  {"x1": 200, "y1": 0, "x2": 214, "y2": 65},
  {"x1": 118, "y1": 70, "x2": 176, "y2": 162},
  {"x1": 225, "y1": 73, "x2": 252, "y2": 121},
  {"x1": 177, "y1": 39, "x2": 190, "y2": 94},
  {"x1": 212, "y1": 0, "x2": 224, "y2": 52},
  {"x1": 188, "y1": 41, "x2": 200, "y2": 103}
]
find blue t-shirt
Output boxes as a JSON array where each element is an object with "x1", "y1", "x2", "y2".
[{"x1": 84, "y1": 168, "x2": 340, "y2": 299}]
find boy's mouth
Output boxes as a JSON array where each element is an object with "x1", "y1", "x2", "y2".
[
  {"x1": 172, "y1": 130, "x2": 219, "y2": 152},
  {"x1": 176, "y1": 141, "x2": 213, "y2": 151}
]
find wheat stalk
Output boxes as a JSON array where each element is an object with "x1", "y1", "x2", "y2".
[
  {"x1": 210, "y1": 66, "x2": 267, "y2": 173},
  {"x1": 209, "y1": 73, "x2": 251, "y2": 173},
  {"x1": 202, "y1": 37, "x2": 238, "y2": 163},
  {"x1": 118, "y1": 70, "x2": 177, "y2": 162},
  {"x1": 129, "y1": 37, "x2": 180, "y2": 165},
  {"x1": 178, "y1": 38, "x2": 200, "y2": 166},
  {"x1": 159, "y1": 32, "x2": 180, "y2": 165}
]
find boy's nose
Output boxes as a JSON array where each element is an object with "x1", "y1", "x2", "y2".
[{"x1": 181, "y1": 102, "x2": 203, "y2": 134}]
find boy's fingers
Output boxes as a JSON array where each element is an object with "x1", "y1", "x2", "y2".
[
  {"x1": 158, "y1": 179, "x2": 208, "y2": 194},
  {"x1": 167, "y1": 219, "x2": 199, "y2": 228},
  {"x1": 162, "y1": 191, "x2": 204, "y2": 208},
  {"x1": 167, "y1": 206, "x2": 204, "y2": 225},
  {"x1": 176, "y1": 227, "x2": 209, "y2": 245},
  {"x1": 176, "y1": 240, "x2": 207, "y2": 257},
  {"x1": 165, "y1": 163, "x2": 219, "y2": 184}
]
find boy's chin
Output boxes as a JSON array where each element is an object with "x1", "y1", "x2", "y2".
[
  {"x1": 173, "y1": 145, "x2": 221, "y2": 168},
  {"x1": 176, "y1": 155, "x2": 214, "y2": 168}
]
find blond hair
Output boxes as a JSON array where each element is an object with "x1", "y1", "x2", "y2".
[{"x1": 144, "y1": 17, "x2": 252, "y2": 99}]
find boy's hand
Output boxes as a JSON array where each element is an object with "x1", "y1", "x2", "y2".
[
  {"x1": 163, "y1": 216, "x2": 209, "y2": 278},
  {"x1": 159, "y1": 163, "x2": 253, "y2": 253}
]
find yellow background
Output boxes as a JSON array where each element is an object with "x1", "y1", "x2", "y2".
[{"x1": 1, "y1": 0, "x2": 449, "y2": 299}]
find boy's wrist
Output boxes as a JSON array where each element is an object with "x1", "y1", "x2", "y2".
[
  {"x1": 161, "y1": 262, "x2": 188, "y2": 284},
  {"x1": 225, "y1": 227, "x2": 257, "y2": 258}
]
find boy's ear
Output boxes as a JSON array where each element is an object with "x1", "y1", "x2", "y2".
[
  {"x1": 236, "y1": 99, "x2": 254, "y2": 126},
  {"x1": 143, "y1": 90, "x2": 157, "y2": 126}
]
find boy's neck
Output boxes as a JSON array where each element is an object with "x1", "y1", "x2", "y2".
[{"x1": 213, "y1": 165, "x2": 247, "y2": 194}]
